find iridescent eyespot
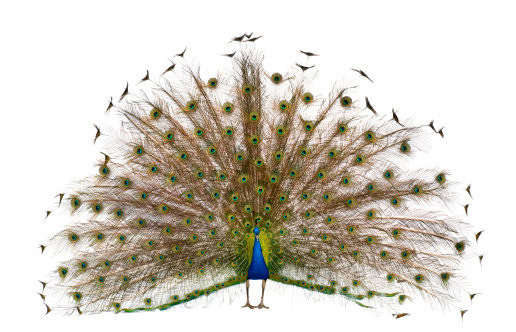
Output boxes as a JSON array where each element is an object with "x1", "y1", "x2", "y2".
[
  {"x1": 436, "y1": 173, "x2": 446, "y2": 184},
  {"x1": 217, "y1": 171, "x2": 227, "y2": 180},
  {"x1": 92, "y1": 203, "x2": 102, "y2": 213},
  {"x1": 413, "y1": 185, "x2": 422, "y2": 195},
  {"x1": 276, "y1": 125, "x2": 286, "y2": 136},
  {"x1": 73, "y1": 292, "x2": 82, "y2": 301},
  {"x1": 341, "y1": 96, "x2": 352, "y2": 107},
  {"x1": 455, "y1": 242, "x2": 465, "y2": 252},
  {"x1": 415, "y1": 274, "x2": 424, "y2": 283},
  {"x1": 302, "y1": 92, "x2": 313, "y2": 103},
  {"x1": 365, "y1": 131, "x2": 376, "y2": 142},
  {"x1": 355, "y1": 154, "x2": 366, "y2": 164},
  {"x1": 391, "y1": 198, "x2": 400, "y2": 206},
  {"x1": 304, "y1": 121, "x2": 314, "y2": 132},
  {"x1": 254, "y1": 157, "x2": 264, "y2": 167},
  {"x1": 99, "y1": 165, "x2": 109, "y2": 176},
  {"x1": 441, "y1": 273, "x2": 450, "y2": 281},
  {"x1": 179, "y1": 152, "x2": 187, "y2": 160},
  {"x1": 392, "y1": 229, "x2": 401, "y2": 237},
  {"x1": 194, "y1": 127, "x2": 203, "y2": 137},
  {"x1": 242, "y1": 84, "x2": 253, "y2": 94},
  {"x1": 341, "y1": 176, "x2": 351, "y2": 185},
  {"x1": 249, "y1": 111, "x2": 259, "y2": 122},
  {"x1": 159, "y1": 204, "x2": 169, "y2": 213},
  {"x1": 182, "y1": 218, "x2": 192, "y2": 225},
  {"x1": 352, "y1": 280, "x2": 360, "y2": 286},
  {"x1": 323, "y1": 193, "x2": 333, "y2": 201},
  {"x1": 399, "y1": 295, "x2": 406, "y2": 303},
  {"x1": 207, "y1": 145, "x2": 217, "y2": 155},
  {"x1": 59, "y1": 268, "x2": 68, "y2": 278},
  {"x1": 164, "y1": 131, "x2": 174, "y2": 141},
  {"x1": 249, "y1": 135, "x2": 260, "y2": 145},
  {"x1": 121, "y1": 178, "x2": 131, "y2": 187},
  {"x1": 256, "y1": 185, "x2": 265, "y2": 195},
  {"x1": 264, "y1": 203, "x2": 272, "y2": 212},
  {"x1": 338, "y1": 123, "x2": 348, "y2": 133},
  {"x1": 328, "y1": 149, "x2": 337, "y2": 158},
  {"x1": 225, "y1": 126, "x2": 234, "y2": 136},
  {"x1": 346, "y1": 198, "x2": 357, "y2": 207},
  {"x1": 347, "y1": 226, "x2": 356, "y2": 234},
  {"x1": 269, "y1": 174, "x2": 278, "y2": 183},
  {"x1": 300, "y1": 147, "x2": 310, "y2": 156},
  {"x1": 279, "y1": 100, "x2": 289, "y2": 111},
  {"x1": 367, "y1": 183, "x2": 377, "y2": 193},
  {"x1": 381, "y1": 251, "x2": 389, "y2": 259},
  {"x1": 279, "y1": 193, "x2": 287, "y2": 202},
  {"x1": 271, "y1": 73, "x2": 283, "y2": 83},
  {"x1": 208, "y1": 78, "x2": 218, "y2": 88},
  {"x1": 401, "y1": 251, "x2": 411, "y2": 259},
  {"x1": 186, "y1": 100, "x2": 197, "y2": 111},
  {"x1": 134, "y1": 145, "x2": 144, "y2": 155},
  {"x1": 230, "y1": 193, "x2": 239, "y2": 202},
  {"x1": 150, "y1": 108, "x2": 161, "y2": 118},
  {"x1": 384, "y1": 170, "x2": 393, "y2": 179},
  {"x1": 317, "y1": 170, "x2": 327, "y2": 179},
  {"x1": 400, "y1": 142, "x2": 411, "y2": 153}
]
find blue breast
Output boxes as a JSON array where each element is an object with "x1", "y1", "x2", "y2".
[{"x1": 247, "y1": 238, "x2": 269, "y2": 280}]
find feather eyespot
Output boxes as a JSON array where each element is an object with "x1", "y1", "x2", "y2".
[
  {"x1": 186, "y1": 100, "x2": 197, "y2": 111},
  {"x1": 150, "y1": 108, "x2": 161, "y2": 119},
  {"x1": 242, "y1": 84, "x2": 253, "y2": 94},
  {"x1": 341, "y1": 96, "x2": 352, "y2": 107},
  {"x1": 163, "y1": 131, "x2": 174, "y2": 141},
  {"x1": 271, "y1": 72, "x2": 283, "y2": 83},
  {"x1": 208, "y1": 78, "x2": 218, "y2": 88},
  {"x1": 279, "y1": 100, "x2": 289, "y2": 111},
  {"x1": 303, "y1": 92, "x2": 313, "y2": 103}
]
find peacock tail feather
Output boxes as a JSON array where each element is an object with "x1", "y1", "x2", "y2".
[{"x1": 42, "y1": 37, "x2": 475, "y2": 315}]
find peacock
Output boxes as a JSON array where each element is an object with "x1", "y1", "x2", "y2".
[{"x1": 40, "y1": 33, "x2": 479, "y2": 316}]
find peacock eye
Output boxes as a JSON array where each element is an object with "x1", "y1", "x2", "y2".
[
  {"x1": 271, "y1": 73, "x2": 283, "y2": 83},
  {"x1": 208, "y1": 78, "x2": 218, "y2": 88},
  {"x1": 279, "y1": 100, "x2": 289, "y2": 111},
  {"x1": 150, "y1": 108, "x2": 161, "y2": 118},
  {"x1": 242, "y1": 84, "x2": 253, "y2": 94},
  {"x1": 302, "y1": 92, "x2": 313, "y2": 103},
  {"x1": 186, "y1": 100, "x2": 197, "y2": 111},
  {"x1": 341, "y1": 96, "x2": 352, "y2": 107}
]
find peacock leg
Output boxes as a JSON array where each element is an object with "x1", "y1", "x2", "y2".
[
  {"x1": 242, "y1": 279, "x2": 255, "y2": 309},
  {"x1": 256, "y1": 280, "x2": 269, "y2": 309}
]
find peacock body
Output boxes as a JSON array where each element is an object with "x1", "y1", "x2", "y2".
[{"x1": 41, "y1": 34, "x2": 476, "y2": 315}]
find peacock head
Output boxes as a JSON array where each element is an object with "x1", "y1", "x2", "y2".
[{"x1": 253, "y1": 227, "x2": 260, "y2": 235}]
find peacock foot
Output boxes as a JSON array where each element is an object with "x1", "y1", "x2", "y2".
[
  {"x1": 256, "y1": 303, "x2": 269, "y2": 309},
  {"x1": 242, "y1": 303, "x2": 255, "y2": 309}
]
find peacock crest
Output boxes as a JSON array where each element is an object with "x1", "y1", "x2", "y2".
[{"x1": 40, "y1": 33, "x2": 479, "y2": 316}]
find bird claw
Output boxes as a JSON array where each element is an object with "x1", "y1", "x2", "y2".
[
  {"x1": 242, "y1": 303, "x2": 255, "y2": 309},
  {"x1": 256, "y1": 303, "x2": 269, "y2": 309}
]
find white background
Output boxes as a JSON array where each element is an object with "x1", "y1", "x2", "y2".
[{"x1": 1, "y1": 0, "x2": 513, "y2": 330}]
